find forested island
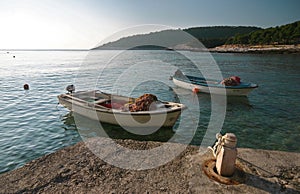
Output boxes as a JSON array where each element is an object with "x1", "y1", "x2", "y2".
[{"x1": 93, "y1": 21, "x2": 300, "y2": 53}]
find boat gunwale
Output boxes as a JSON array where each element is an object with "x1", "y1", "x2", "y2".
[
  {"x1": 174, "y1": 75, "x2": 258, "y2": 89},
  {"x1": 58, "y1": 94, "x2": 186, "y2": 116}
]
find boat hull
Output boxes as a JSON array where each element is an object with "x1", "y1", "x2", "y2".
[
  {"x1": 58, "y1": 92, "x2": 185, "y2": 128},
  {"x1": 173, "y1": 77, "x2": 257, "y2": 96}
]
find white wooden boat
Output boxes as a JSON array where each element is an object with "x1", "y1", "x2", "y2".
[
  {"x1": 58, "y1": 90, "x2": 186, "y2": 127},
  {"x1": 172, "y1": 71, "x2": 258, "y2": 96}
]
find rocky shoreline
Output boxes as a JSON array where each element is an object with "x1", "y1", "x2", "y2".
[
  {"x1": 0, "y1": 138, "x2": 299, "y2": 193},
  {"x1": 209, "y1": 44, "x2": 300, "y2": 54},
  {"x1": 169, "y1": 44, "x2": 300, "y2": 54}
]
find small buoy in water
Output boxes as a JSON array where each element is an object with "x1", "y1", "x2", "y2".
[
  {"x1": 192, "y1": 87, "x2": 200, "y2": 93},
  {"x1": 23, "y1": 84, "x2": 29, "y2": 90},
  {"x1": 13, "y1": 55, "x2": 15, "y2": 58}
]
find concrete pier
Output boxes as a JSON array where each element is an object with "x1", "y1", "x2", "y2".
[{"x1": 0, "y1": 138, "x2": 299, "y2": 193}]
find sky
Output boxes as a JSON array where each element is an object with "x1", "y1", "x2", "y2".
[{"x1": 0, "y1": 0, "x2": 299, "y2": 49}]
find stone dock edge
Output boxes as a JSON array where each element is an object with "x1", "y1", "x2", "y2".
[{"x1": 0, "y1": 137, "x2": 299, "y2": 193}]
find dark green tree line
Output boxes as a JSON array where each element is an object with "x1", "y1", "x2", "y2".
[{"x1": 226, "y1": 21, "x2": 300, "y2": 45}]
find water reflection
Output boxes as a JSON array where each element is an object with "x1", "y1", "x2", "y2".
[
  {"x1": 61, "y1": 112, "x2": 175, "y2": 143},
  {"x1": 227, "y1": 96, "x2": 251, "y2": 105},
  {"x1": 60, "y1": 112, "x2": 77, "y2": 130}
]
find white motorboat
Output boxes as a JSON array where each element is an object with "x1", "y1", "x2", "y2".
[
  {"x1": 58, "y1": 90, "x2": 186, "y2": 128},
  {"x1": 172, "y1": 70, "x2": 258, "y2": 96}
]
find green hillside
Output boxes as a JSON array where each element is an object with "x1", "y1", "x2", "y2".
[
  {"x1": 94, "y1": 26, "x2": 261, "y2": 49},
  {"x1": 93, "y1": 21, "x2": 300, "y2": 50},
  {"x1": 226, "y1": 21, "x2": 300, "y2": 45},
  {"x1": 95, "y1": 29, "x2": 192, "y2": 50},
  {"x1": 184, "y1": 26, "x2": 260, "y2": 48}
]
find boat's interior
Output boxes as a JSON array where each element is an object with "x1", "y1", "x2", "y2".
[
  {"x1": 68, "y1": 90, "x2": 177, "y2": 111},
  {"x1": 188, "y1": 76, "x2": 219, "y2": 86},
  {"x1": 71, "y1": 91, "x2": 131, "y2": 109}
]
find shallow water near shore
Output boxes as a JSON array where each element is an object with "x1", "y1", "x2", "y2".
[{"x1": 0, "y1": 50, "x2": 299, "y2": 173}]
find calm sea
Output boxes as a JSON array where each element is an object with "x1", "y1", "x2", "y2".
[{"x1": 0, "y1": 50, "x2": 299, "y2": 173}]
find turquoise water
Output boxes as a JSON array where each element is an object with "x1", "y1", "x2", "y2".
[{"x1": 0, "y1": 50, "x2": 299, "y2": 173}]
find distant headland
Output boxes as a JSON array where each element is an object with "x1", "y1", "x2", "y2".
[{"x1": 93, "y1": 21, "x2": 300, "y2": 54}]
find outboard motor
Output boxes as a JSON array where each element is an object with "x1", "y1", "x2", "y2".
[{"x1": 66, "y1": 84, "x2": 75, "y2": 93}]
